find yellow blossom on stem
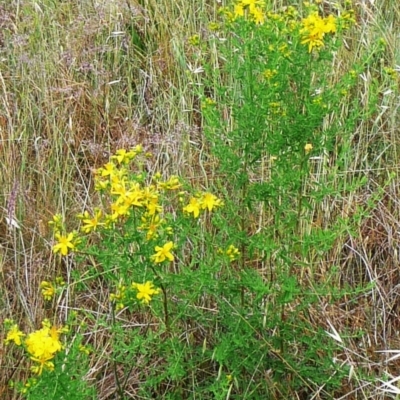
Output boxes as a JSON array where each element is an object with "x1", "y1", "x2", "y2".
[
  {"x1": 78, "y1": 344, "x2": 91, "y2": 355},
  {"x1": 53, "y1": 232, "x2": 76, "y2": 256},
  {"x1": 132, "y1": 281, "x2": 161, "y2": 304},
  {"x1": 110, "y1": 202, "x2": 131, "y2": 220},
  {"x1": 158, "y1": 176, "x2": 181, "y2": 190},
  {"x1": 183, "y1": 197, "x2": 201, "y2": 218},
  {"x1": 101, "y1": 162, "x2": 118, "y2": 177},
  {"x1": 30, "y1": 360, "x2": 55, "y2": 375},
  {"x1": 300, "y1": 12, "x2": 337, "y2": 52},
  {"x1": 40, "y1": 281, "x2": 55, "y2": 301},
  {"x1": 151, "y1": 241, "x2": 175, "y2": 263},
  {"x1": 139, "y1": 214, "x2": 163, "y2": 241},
  {"x1": 122, "y1": 185, "x2": 144, "y2": 208},
  {"x1": 251, "y1": 6, "x2": 265, "y2": 24},
  {"x1": 234, "y1": 0, "x2": 265, "y2": 24},
  {"x1": 111, "y1": 148, "x2": 137, "y2": 164},
  {"x1": 5, "y1": 324, "x2": 24, "y2": 346},
  {"x1": 78, "y1": 208, "x2": 105, "y2": 233},
  {"x1": 55, "y1": 277, "x2": 65, "y2": 286},
  {"x1": 226, "y1": 245, "x2": 240, "y2": 261},
  {"x1": 304, "y1": 143, "x2": 313, "y2": 153},
  {"x1": 48, "y1": 214, "x2": 63, "y2": 232},
  {"x1": 25, "y1": 323, "x2": 63, "y2": 375},
  {"x1": 40, "y1": 278, "x2": 65, "y2": 301},
  {"x1": 94, "y1": 177, "x2": 110, "y2": 192},
  {"x1": 200, "y1": 193, "x2": 223, "y2": 212},
  {"x1": 146, "y1": 197, "x2": 162, "y2": 216},
  {"x1": 110, "y1": 284, "x2": 127, "y2": 310},
  {"x1": 188, "y1": 34, "x2": 200, "y2": 46}
]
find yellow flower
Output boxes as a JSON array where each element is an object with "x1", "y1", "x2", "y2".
[
  {"x1": 111, "y1": 149, "x2": 137, "y2": 164},
  {"x1": 304, "y1": 143, "x2": 313, "y2": 153},
  {"x1": 25, "y1": 324, "x2": 63, "y2": 375},
  {"x1": 94, "y1": 177, "x2": 109, "y2": 192},
  {"x1": 240, "y1": 0, "x2": 265, "y2": 10},
  {"x1": 301, "y1": 33, "x2": 324, "y2": 52},
  {"x1": 145, "y1": 196, "x2": 162, "y2": 216},
  {"x1": 300, "y1": 12, "x2": 337, "y2": 52},
  {"x1": 40, "y1": 281, "x2": 55, "y2": 301},
  {"x1": 151, "y1": 241, "x2": 175, "y2": 263},
  {"x1": 263, "y1": 69, "x2": 277, "y2": 80},
  {"x1": 234, "y1": 4, "x2": 245, "y2": 18},
  {"x1": 110, "y1": 202, "x2": 131, "y2": 220},
  {"x1": 79, "y1": 209, "x2": 105, "y2": 233},
  {"x1": 200, "y1": 193, "x2": 223, "y2": 212},
  {"x1": 5, "y1": 324, "x2": 24, "y2": 346},
  {"x1": 201, "y1": 97, "x2": 216, "y2": 109},
  {"x1": 40, "y1": 278, "x2": 65, "y2": 301},
  {"x1": 208, "y1": 22, "x2": 220, "y2": 31},
  {"x1": 188, "y1": 34, "x2": 200, "y2": 46},
  {"x1": 234, "y1": 0, "x2": 265, "y2": 23},
  {"x1": 53, "y1": 232, "x2": 75, "y2": 256},
  {"x1": 98, "y1": 162, "x2": 117, "y2": 177},
  {"x1": 132, "y1": 281, "x2": 161, "y2": 304},
  {"x1": 110, "y1": 284, "x2": 127, "y2": 310},
  {"x1": 324, "y1": 15, "x2": 336, "y2": 33},
  {"x1": 251, "y1": 6, "x2": 265, "y2": 24},
  {"x1": 78, "y1": 344, "x2": 91, "y2": 355},
  {"x1": 226, "y1": 245, "x2": 240, "y2": 261},
  {"x1": 30, "y1": 360, "x2": 54, "y2": 375},
  {"x1": 55, "y1": 277, "x2": 65, "y2": 286},
  {"x1": 132, "y1": 144, "x2": 143, "y2": 154},
  {"x1": 340, "y1": 10, "x2": 355, "y2": 28},
  {"x1": 48, "y1": 214, "x2": 63, "y2": 232},
  {"x1": 158, "y1": 176, "x2": 181, "y2": 190},
  {"x1": 120, "y1": 184, "x2": 144, "y2": 208},
  {"x1": 153, "y1": 171, "x2": 162, "y2": 181},
  {"x1": 139, "y1": 214, "x2": 163, "y2": 241},
  {"x1": 183, "y1": 197, "x2": 201, "y2": 218}
]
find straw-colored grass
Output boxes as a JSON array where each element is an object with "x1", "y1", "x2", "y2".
[{"x1": 1, "y1": 0, "x2": 400, "y2": 398}]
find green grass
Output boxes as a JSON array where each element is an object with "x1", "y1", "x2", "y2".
[{"x1": 1, "y1": 0, "x2": 400, "y2": 398}]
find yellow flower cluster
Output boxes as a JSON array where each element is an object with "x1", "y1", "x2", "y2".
[
  {"x1": 91, "y1": 148, "x2": 181, "y2": 235},
  {"x1": 226, "y1": 245, "x2": 240, "y2": 261},
  {"x1": 109, "y1": 283, "x2": 127, "y2": 310},
  {"x1": 48, "y1": 148, "x2": 224, "y2": 312},
  {"x1": 49, "y1": 148, "x2": 180, "y2": 252},
  {"x1": 4, "y1": 319, "x2": 65, "y2": 375},
  {"x1": 5, "y1": 323, "x2": 25, "y2": 346},
  {"x1": 183, "y1": 192, "x2": 223, "y2": 218},
  {"x1": 110, "y1": 280, "x2": 161, "y2": 309},
  {"x1": 19, "y1": 378, "x2": 38, "y2": 395},
  {"x1": 188, "y1": 34, "x2": 200, "y2": 46},
  {"x1": 300, "y1": 12, "x2": 336, "y2": 52},
  {"x1": 40, "y1": 277, "x2": 65, "y2": 301},
  {"x1": 218, "y1": 2, "x2": 354, "y2": 56},
  {"x1": 49, "y1": 214, "x2": 79, "y2": 256},
  {"x1": 304, "y1": 143, "x2": 313, "y2": 154},
  {"x1": 50, "y1": 148, "x2": 224, "y2": 259},
  {"x1": 234, "y1": 0, "x2": 265, "y2": 24},
  {"x1": 218, "y1": 245, "x2": 241, "y2": 262}
]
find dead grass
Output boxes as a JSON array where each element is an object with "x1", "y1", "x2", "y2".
[{"x1": 1, "y1": 0, "x2": 400, "y2": 398}]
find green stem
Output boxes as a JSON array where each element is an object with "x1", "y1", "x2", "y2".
[
  {"x1": 110, "y1": 305, "x2": 124, "y2": 399},
  {"x1": 150, "y1": 265, "x2": 170, "y2": 331}
]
